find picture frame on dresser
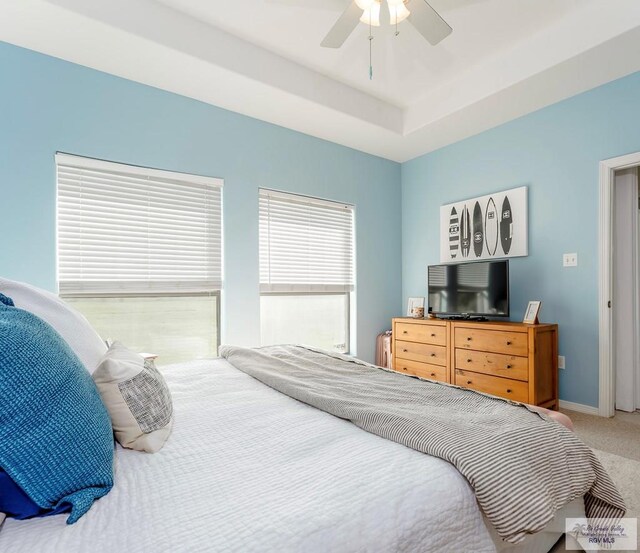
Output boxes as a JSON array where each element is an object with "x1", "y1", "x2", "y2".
[
  {"x1": 406, "y1": 297, "x2": 425, "y2": 317},
  {"x1": 523, "y1": 301, "x2": 542, "y2": 324}
]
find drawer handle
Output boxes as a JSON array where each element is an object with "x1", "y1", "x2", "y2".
[
  {"x1": 403, "y1": 349, "x2": 408, "y2": 353},
  {"x1": 466, "y1": 337, "x2": 472, "y2": 341},
  {"x1": 466, "y1": 380, "x2": 472, "y2": 385},
  {"x1": 467, "y1": 358, "x2": 472, "y2": 363},
  {"x1": 506, "y1": 364, "x2": 512, "y2": 369},
  {"x1": 430, "y1": 372, "x2": 436, "y2": 377},
  {"x1": 506, "y1": 389, "x2": 512, "y2": 393},
  {"x1": 403, "y1": 330, "x2": 408, "y2": 334},
  {"x1": 430, "y1": 353, "x2": 436, "y2": 357},
  {"x1": 430, "y1": 333, "x2": 436, "y2": 337},
  {"x1": 506, "y1": 341, "x2": 512, "y2": 345}
]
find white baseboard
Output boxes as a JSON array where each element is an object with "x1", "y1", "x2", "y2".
[{"x1": 559, "y1": 400, "x2": 600, "y2": 416}]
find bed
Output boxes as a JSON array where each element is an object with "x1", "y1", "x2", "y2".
[
  {"x1": 0, "y1": 357, "x2": 584, "y2": 553},
  {"x1": 0, "y1": 278, "x2": 621, "y2": 553}
]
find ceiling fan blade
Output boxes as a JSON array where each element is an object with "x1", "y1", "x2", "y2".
[
  {"x1": 407, "y1": 0, "x2": 453, "y2": 46},
  {"x1": 320, "y1": 1, "x2": 362, "y2": 48}
]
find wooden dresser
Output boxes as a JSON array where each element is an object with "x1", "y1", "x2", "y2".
[{"x1": 391, "y1": 318, "x2": 558, "y2": 409}]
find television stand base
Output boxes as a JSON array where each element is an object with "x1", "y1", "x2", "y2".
[{"x1": 440, "y1": 315, "x2": 489, "y2": 322}]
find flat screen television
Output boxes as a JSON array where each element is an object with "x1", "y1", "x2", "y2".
[{"x1": 427, "y1": 260, "x2": 509, "y2": 318}]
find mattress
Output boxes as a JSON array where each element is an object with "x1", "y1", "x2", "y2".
[{"x1": 0, "y1": 358, "x2": 582, "y2": 553}]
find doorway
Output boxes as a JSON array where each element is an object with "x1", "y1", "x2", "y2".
[
  {"x1": 599, "y1": 152, "x2": 640, "y2": 417},
  {"x1": 613, "y1": 167, "x2": 640, "y2": 413}
]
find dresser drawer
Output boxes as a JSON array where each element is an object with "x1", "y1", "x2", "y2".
[
  {"x1": 455, "y1": 349, "x2": 528, "y2": 382},
  {"x1": 394, "y1": 359, "x2": 447, "y2": 382},
  {"x1": 395, "y1": 340, "x2": 447, "y2": 366},
  {"x1": 454, "y1": 328, "x2": 528, "y2": 357},
  {"x1": 395, "y1": 322, "x2": 446, "y2": 346},
  {"x1": 455, "y1": 369, "x2": 529, "y2": 403}
]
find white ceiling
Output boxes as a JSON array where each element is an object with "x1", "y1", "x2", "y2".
[
  {"x1": 2, "y1": 0, "x2": 640, "y2": 162},
  {"x1": 155, "y1": 0, "x2": 581, "y2": 108}
]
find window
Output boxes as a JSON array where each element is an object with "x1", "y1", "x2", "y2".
[
  {"x1": 259, "y1": 189, "x2": 354, "y2": 353},
  {"x1": 56, "y1": 154, "x2": 222, "y2": 364}
]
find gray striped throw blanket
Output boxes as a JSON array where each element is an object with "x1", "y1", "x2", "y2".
[{"x1": 220, "y1": 345, "x2": 625, "y2": 544}]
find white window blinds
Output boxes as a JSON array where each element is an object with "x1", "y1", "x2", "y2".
[
  {"x1": 259, "y1": 189, "x2": 354, "y2": 293},
  {"x1": 56, "y1": 154, "x2": 223, "y2": 295}
]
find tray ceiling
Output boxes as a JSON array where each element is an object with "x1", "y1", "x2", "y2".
[{"x1": 2, "y1": 0, "x2": 640, "y2": 161}]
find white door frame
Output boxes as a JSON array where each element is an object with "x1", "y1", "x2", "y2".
[{"x1": 599, "y1": 151, "x2": 640, "y2": 417}]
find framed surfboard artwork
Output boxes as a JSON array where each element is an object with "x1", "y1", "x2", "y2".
[{"x1": 439, "y1": 186, "x2": 528, "y2": 263}]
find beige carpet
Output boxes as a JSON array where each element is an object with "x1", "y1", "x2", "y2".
[
  {"x1": 550, "y1": 409, "x2": 640, "y2": 552},
  {"x1": 565, "y1": 409, "x2": 640, "y2": 462}
]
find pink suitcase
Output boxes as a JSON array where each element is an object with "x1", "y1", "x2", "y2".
[{"x1": 375, "y1": 331, "x2": 393, "y2": 369}]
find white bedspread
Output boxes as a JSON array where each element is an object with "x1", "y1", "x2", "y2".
[{"x1": 0, "y1": 359, "x2": 511, "y2": 552}]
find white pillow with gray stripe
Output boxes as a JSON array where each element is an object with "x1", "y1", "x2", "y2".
[{"x1": 93, "y1": 342, "x2": 173, "y2": 453}]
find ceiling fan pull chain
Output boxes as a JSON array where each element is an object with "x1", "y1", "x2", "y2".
[
  {"x1": 369, "y1": 17, "x2": 373, "y2": 80},
  {"x1": 395, "y1": 5, "x2": 399, "y2": 37}
]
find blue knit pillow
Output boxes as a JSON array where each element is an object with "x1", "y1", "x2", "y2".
[
  {"x1": 0, "y1": 469, "x2": 69, "y2": 520},
  {"x1": 0, "y1": 293, "x2": 114, "y2": 523}
]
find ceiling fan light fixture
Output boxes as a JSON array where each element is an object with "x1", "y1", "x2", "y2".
[
  {"x1": 359, "y1": 0, "x2": 381, "y2": 27},
  {"x1": 388, "y1": 2, "x2": 410, "y2": 25}
]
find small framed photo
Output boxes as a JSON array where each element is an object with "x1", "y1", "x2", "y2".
[
  {"x1": 407, "y1": 297, "x2": 425, "y2": 318},
  {"x1": 523, "y1": 301, "x2": 541, "y2": 324}
]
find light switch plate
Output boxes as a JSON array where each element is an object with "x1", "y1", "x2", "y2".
[
  {"x1": 558, "y1": 355, "x2": 565, "y2": 369},
  {"x1": 563, "y1": 253, "x2": 578, "y2": 267}
]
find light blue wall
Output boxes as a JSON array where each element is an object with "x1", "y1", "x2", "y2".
[
  {"x1": 5, "y1": 40, "x2": 640, "y2": 401},
  {"x1": 402, "y1": 71, "x2": 640, "y2": 407},
  {"x1": 0, "y1": 41, "x2": 402, "y2": 362}
]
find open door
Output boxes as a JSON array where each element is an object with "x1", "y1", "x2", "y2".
[{"x1": 613, "y1": 167, "x2": 640, "y2": 412}]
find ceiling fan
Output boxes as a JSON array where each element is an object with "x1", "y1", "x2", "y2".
[{"x1": 320, "y1": 0, "x2": 453, "y2": 49}]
